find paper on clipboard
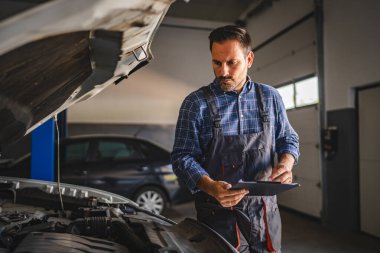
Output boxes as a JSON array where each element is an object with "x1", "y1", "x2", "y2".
[{"x1": 230, "y1": 180, "x2": 300, "y2": 196}]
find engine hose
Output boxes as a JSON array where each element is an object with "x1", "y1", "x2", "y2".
[
  {"x1": 67, "y1": 217, "x2": 110, "y2": 236},
  {"x1": 84, "y1": 217, "x2": 111, "y2": 236},
  {"x1": 111, "y1": 220, "x2": 152, "y2": 253},
  {"x1": 67, "y1": 218, "x2": 151, "y2": 253}
]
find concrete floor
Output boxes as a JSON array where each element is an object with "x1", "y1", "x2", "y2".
[{"x1": 165, "y1": 202, "x2": 380, "y2": 253}]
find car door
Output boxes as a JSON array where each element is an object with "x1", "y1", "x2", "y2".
[
  {"x1": 60, "y1": 139, "x2": 92, "y2": 186},
  {"x1": 83, "y1": 138, "x2": 151, "y2": 197}
]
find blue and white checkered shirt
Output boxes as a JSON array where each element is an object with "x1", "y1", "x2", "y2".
[{"x1": 171, "y1": 77, "x2": 300, "y2": 193}]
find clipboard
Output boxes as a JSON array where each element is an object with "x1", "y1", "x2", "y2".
[{"x1": 230, "y1": 180, "x2": 300, "y2": 196}]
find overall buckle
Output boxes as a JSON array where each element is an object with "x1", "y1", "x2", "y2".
[
  {"x1": 261, "y1": 112, "x2": 269, "y2": 122},
  {"x1": 213, "y1": 120, "x2": 221, "y2": 128}
]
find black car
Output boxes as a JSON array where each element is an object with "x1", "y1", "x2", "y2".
[
  {"x1": 59, "y1": 135, "x2": 191, "y2": 214},
  {"x1": 0, "y1": 135, "x2": 192, "y2": 215}
]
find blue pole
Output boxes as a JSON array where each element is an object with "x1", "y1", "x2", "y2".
[{"x1": 31, "y1": 118, "x2": 55, "y2": 181}]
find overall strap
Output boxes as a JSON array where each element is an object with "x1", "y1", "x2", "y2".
[
  {"x1": 201, "y1": 86, "x2": 222, "y2": 136},
  {"x1": 254, "y1": 83, "x2": 274, "y2": 167},
  {"x1": 254, "y1": 83, "x2": 270, "y2": 129}
]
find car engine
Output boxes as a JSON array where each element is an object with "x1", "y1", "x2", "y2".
[
  {"x1": 0, "y1": 206, "x2": 149, "y2": 252},
  {"x1": 0, "y1": 177, "x2": 238, "y2": 253}
]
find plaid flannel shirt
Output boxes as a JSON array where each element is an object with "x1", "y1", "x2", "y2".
[{"x1": 171, "y1": 78, "x2": 299, "y2": 193}]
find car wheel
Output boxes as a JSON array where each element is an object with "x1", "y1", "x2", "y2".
[{"x1": 134, "y1": 186, "x2": 168, "y2": 215}]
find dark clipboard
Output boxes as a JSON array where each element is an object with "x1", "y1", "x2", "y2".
[{"x1": 230, "y1": 180, "x2": 300, "y2": 196}]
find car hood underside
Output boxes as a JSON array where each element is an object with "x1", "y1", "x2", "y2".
[{"x1": 0, "y1": 0, "x2": 172, "y2": 144}]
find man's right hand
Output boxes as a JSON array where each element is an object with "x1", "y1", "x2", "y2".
[{"x1": 197, "y1": 175, "x2": 249, "y2": 208}]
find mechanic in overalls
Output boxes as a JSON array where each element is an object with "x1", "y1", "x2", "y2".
[{"x1": 171, "y1": 25, "x2": 299, "y2": 253}]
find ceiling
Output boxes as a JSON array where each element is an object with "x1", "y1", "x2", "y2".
[
  {"x1": 166, "y1": 0, "x2": 274, "y2": 24},
  {"x1": 0, "y1": 0, "x2": 274, "y2": 25}
]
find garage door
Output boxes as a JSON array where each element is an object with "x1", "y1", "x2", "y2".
[
  {"x1": 358, "y1": 85, "x2": 380, "y2": 237},
  {"x1": 277, "y1": 105, "x2": 322, "y2": 218}
]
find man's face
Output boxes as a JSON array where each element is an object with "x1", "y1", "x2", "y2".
[{"x1": 211, "y1": 39, "x2": 254, "y2": 93}]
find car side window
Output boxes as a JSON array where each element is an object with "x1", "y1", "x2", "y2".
[
  {"x1": 64, "y1": 141, "x2": 89, "y2": 163},
  {"x1": 97, "y1": 140, "x2": 146, "y2": 161},
  {"x1": 139, "y1": 142, "x2": 169, "y2": 160}
]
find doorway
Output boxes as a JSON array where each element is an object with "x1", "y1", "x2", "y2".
[{"x1": 357, "y1": 84, "x2": 380, "y2": 237}]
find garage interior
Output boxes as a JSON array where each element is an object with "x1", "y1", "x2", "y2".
[{"x1": 1, "y1": 0, "x2": 380, "y2": 252}]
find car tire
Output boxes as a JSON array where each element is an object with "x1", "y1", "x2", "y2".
[{"x1": 133, "y1": 186, "x2": 168, "y2": 215}]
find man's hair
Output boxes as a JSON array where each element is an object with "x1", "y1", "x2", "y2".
[{"x1": 208, "y1": 25, "x2": 252, "y2": 53}]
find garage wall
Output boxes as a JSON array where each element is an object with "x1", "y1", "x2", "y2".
[
  {"x1": 67, "y1": 18, "x2": 227, "y2": 125},
  {"x1": 322, "y1": 0, "x2": 380, "y2": 231},
  {"x1": 246, "y1": 0, "x2": 315, "y2": 85},
  {"x1": 249, "y1": 17, "x2": 316, "y2": 85},
  {"x1": 324, "y1": 0, "x2": 380, "y2": 110},
  {"x1": 246, "y1": 0, "x2": 314, "y2": 46}
]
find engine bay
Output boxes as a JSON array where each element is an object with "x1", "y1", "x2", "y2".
[
  {"x1": 0, "y1": 200, "x2": 169, "y2": 252},
  {"x1": 0, "y1": 177, "x2": 237, "y2": 253}
]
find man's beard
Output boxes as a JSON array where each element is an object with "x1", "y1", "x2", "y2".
[{"x1": 218, "y1": 76, "x2": 236, "y2": 92}]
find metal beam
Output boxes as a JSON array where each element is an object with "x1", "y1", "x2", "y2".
[{"x1": 314, "y1": 0, "x2": 327, "y2": 223}]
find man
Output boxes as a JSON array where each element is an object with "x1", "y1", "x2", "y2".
[{"x1": 171, "y1": 25, "x2": 299, "y2": 253}]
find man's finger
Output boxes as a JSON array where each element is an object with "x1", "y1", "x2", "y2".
[
  {"x1": 270, "y1": 169, "x2": 281, "y2": 180},
  {"x1": 220, "y1": 192, "x2": 248, "y2": 207},
  {"x1": 218, "y1": 181, "x2": 232, "y2": 189},
  {"x1": 272, "y1": 172, "x2": 287, "y2": 182},
  {"x1": 270, "y1": 165, "x2": 288, "y2": 180},
  {"x1": 224, "y1": 188, "x2": 248, "y2": 196},
  {"x1": 272, "y1": 171, "x2": 292, "y2": 183}
]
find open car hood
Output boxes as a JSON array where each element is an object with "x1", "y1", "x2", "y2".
[
  {"x1": 0, "y1": 176, "x2": 238, "y2": 253},
  {"x1": 0, "y1": 0, "x2": 172, "y2": 144}
]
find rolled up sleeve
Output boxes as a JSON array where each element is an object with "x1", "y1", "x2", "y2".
[
  {"x1": 273, "y1": 90, "x2": 300, "y2": 163},
  {"x1": 171, "y1": 95, "x2": 209, "y2": 193}
]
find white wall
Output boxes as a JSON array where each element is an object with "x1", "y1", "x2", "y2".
[
  {"x1": 68, "y1": 18, "x2": 227, "y2": 124},
  {"x1": 246, "y1": 0, "x2": 315, "y2": 85},
  {"x1": 324, "y1": 0, "x2": 380, "y2": 110},
  {"x1": 250, "y1": 18, "x2": 316, "y2": 85},
  {"x1": 246, "y1": 0, "x2": 314, "y2": 46}
]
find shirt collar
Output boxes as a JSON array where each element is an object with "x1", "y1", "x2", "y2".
[{"x1": 245, "y1": 76, "x2": 253, "y2": 92}]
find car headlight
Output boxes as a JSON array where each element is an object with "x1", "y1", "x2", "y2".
[
  {"x1": 156, "y1": 165, "x2": 177, "y2": 182},
  {"x1": 156, "y1": 164, "x2": 173, "y2": 173}
]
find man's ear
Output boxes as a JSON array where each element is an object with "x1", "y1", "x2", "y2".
[{"x1": 247, "y1": 51, "x2": 254, "y2": 68}]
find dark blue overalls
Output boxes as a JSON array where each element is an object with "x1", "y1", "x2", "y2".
[{"x1": 194, "y1": 83, "x2": 281, "y2": 253}]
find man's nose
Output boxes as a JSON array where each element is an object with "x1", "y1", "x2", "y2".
[{"x1": 219, "y1": 63, "x2": 229, "y2": 77}]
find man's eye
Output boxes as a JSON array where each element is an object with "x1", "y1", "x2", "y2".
[
  {"x1": 213, "y1": 61, "x2": 221, "y2": 67},
  {"x1": 228, "y1": 60, "x2": 238, "y2": 66}
]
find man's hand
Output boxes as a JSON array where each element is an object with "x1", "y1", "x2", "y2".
[
  {"x1": 270, "y1": 153, "x2": 295, "y2": 183},
  {"x1": 197, "y1": 176, "x2": 249, "y2": 207}
]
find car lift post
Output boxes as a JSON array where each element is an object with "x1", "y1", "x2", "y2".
[{"x1": 31, "y1": 118, "x2": 55, "y2": 181}]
